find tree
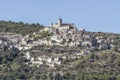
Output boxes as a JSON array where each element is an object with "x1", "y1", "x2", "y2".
[{"x1": 2, "y1": 58, "x2": 7, "y2": 64}]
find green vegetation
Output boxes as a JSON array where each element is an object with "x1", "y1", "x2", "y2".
[
  {"x1": 1, "y1": 49, "x2": 120, "y2": 80},
  {"x1": 70, "y1": 51, "x2": 120, "y2": 80},
  {"x1": 0, "y1": 20, "x2": 44, "y2": 35},
  {"x1": 1, "y1": 20, "x2": 120, "y2": 80},
  {"x1": 29, "y1": 45, "x2": 120, "y2": 80}
]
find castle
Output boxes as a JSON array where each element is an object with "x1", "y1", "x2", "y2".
[{"x1": 50, "y1": 18, "x2": 76, "y2": 31}]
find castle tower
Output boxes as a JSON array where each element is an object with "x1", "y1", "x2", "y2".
[{"x1": 58, "y1": 18, "x2": 62, "y2": 26}]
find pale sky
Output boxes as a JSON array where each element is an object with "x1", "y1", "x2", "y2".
[{"x1": 0, "y1": 0, "x2": 120, "y2": 33}]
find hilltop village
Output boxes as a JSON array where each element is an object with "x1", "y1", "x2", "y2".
[
  {"x1": 0, "y1": 18, "x2": 118, "y2": 67},
  {"x1": 23, "y1": 19, "x2": 118, "y2": 68},
  {"x1": 0, "y1": 19, "x2": 120, "y2": 79},
  {"x1": 0, "y1": 19, "x2": 118, "y2": 65}
]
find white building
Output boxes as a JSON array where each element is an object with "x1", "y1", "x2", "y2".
[{"x1": 25, "y1": 52, "x2": 31, "y2": 60}]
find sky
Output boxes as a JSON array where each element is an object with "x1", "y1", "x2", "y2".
[{"x1": 0, "y1": 0, "x2": 120, "y2": 33}]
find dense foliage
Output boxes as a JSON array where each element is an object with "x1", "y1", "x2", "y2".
[
  {"x1": 1, "y1": 48, "x2": 120, "y2": 80},
  {"x1": 0, "y1": 20, "x2": 44, "y2": 35}
]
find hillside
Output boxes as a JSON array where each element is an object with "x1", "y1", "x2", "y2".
[
  {"x1": 0, "y1": 20, "x2": 44, "y2": 35},
  {"x1": 0, "y1": 20, "x2": 120, "y2": 80}
]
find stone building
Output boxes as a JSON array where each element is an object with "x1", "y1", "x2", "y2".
[{"x1": 50, "y1": 18, "x2": 76, "y2": 31}]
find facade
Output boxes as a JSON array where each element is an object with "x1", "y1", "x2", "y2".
[{"x1": 50, "y1": 18, "x2": 76, "y2": 31}]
